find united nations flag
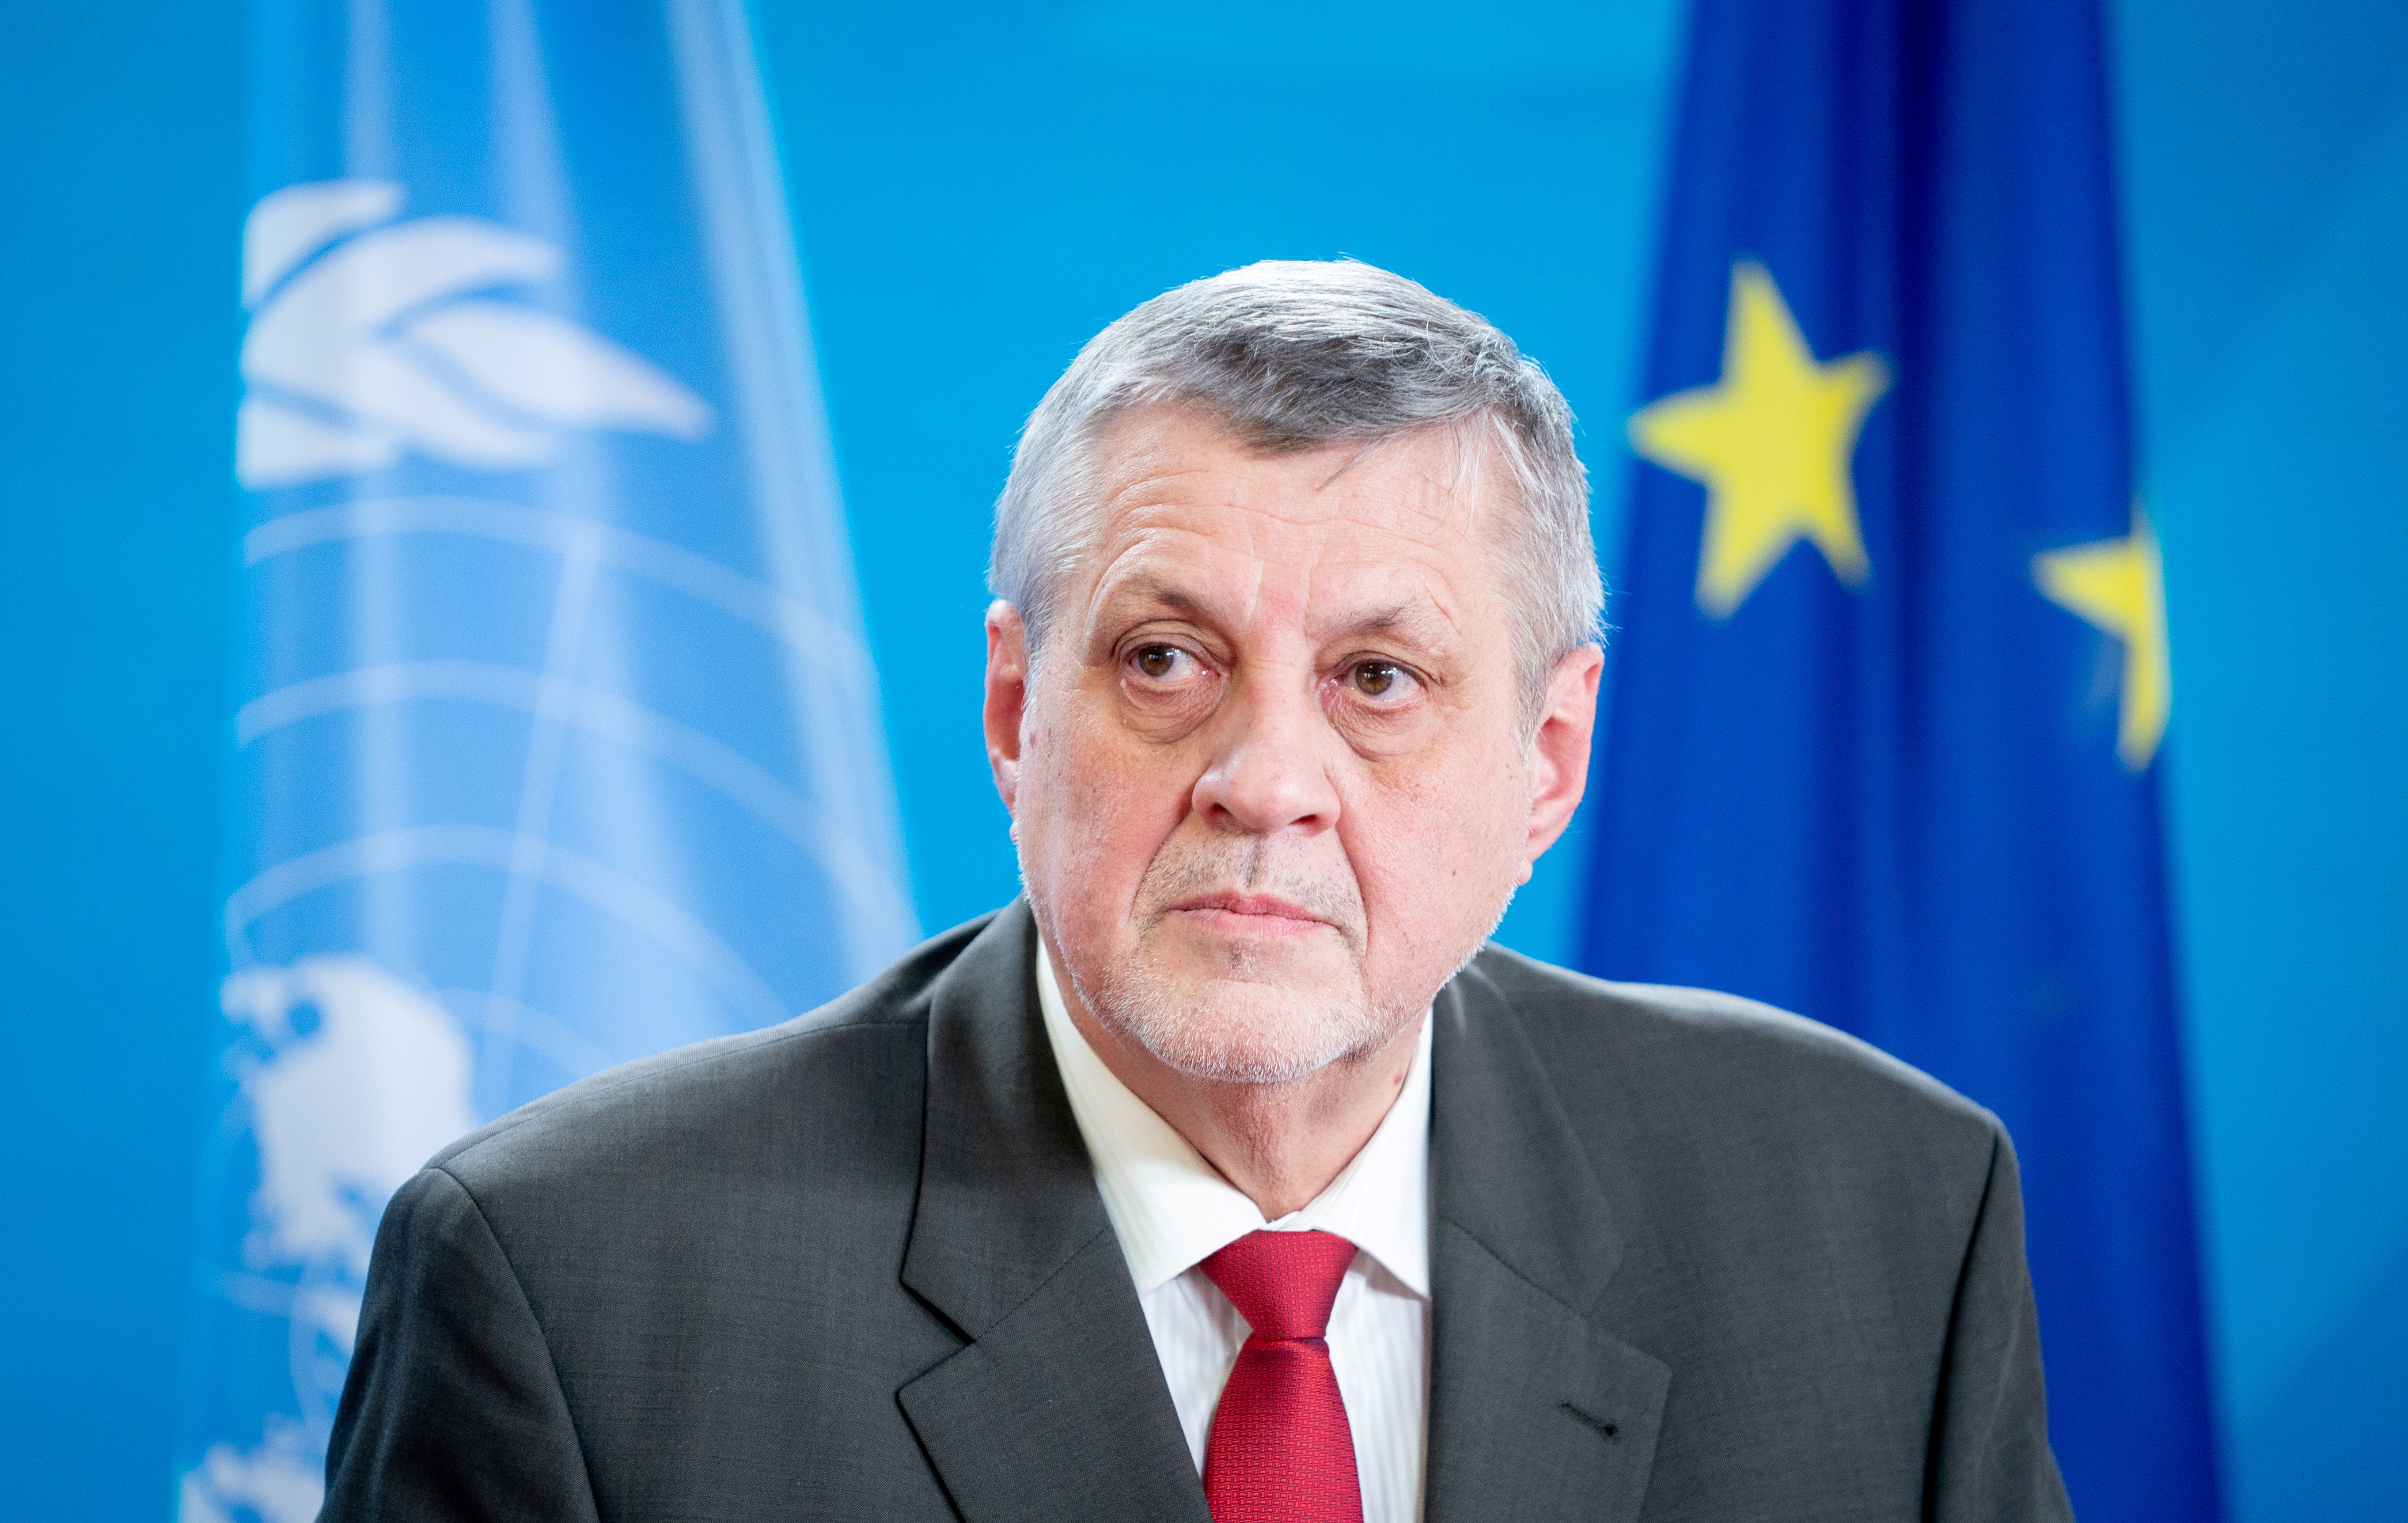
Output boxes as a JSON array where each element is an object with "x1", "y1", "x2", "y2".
[
  {"x1": 175, "y1": 4, "x2": 916, "y2": 1516},
  {"x1": 1580, "y1": 1, "x2": 2218, "y2": 1518}
]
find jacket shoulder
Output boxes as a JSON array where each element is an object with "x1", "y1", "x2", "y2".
[
  {"x1": 422, "y1": 911, "x2": 999, "y2": 1195},
  {"x1": 1461, "y1": 942, "x2": 2003, "y2": 1158}
]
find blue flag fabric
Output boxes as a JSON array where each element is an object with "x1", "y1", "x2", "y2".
[
  {"x1": 1580, "y1": 1, "x2": 2218, "y2": 1517},
  {"x1": 176, "y1": 3, "x2": 916, "y2": 1514}
]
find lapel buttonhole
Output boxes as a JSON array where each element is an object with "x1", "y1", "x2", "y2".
[{"x1": 1559, "y1": 1402, "x2": 1623, "y2": 1443}]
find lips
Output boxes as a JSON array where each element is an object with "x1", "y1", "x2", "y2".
[{"x1": 1168, "y1": 890, "x2": 1330, "y2": 931}]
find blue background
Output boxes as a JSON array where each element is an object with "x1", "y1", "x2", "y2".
[{"x1": 0, "y1": 2, "x2": 2398, "y2": 1518}]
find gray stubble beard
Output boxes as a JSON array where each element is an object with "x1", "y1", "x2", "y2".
[{"x1": 1045, "y1": 834, "x2": 1414, "y2": 1086}]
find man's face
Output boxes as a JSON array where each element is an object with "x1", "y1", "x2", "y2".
[{"x1": 987, "y1": 406, "x2": 1596, "y2": 1085}]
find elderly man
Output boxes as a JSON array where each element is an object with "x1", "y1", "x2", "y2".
[{"x1": 326, "y1": 262, "x2": 2070, "y2": 1522}]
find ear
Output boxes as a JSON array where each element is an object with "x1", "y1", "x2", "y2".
[
  {"x1": 1517, "y1": 643, "x2": 1604, "y2": 884},
  {"x1": 984, "y1": 600, "x2": 1031, "y2": 815}
]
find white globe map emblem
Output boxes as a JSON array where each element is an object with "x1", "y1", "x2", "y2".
[
  {"x1": 183, "y1": 956, "x2": 478, "y2": 1523},
  {"x1": 187, "y1": 131, "x2": 896, "y2": 1514},
  {"x1": 187, "y1": 168, "x2": 728, "y2": 1519}
]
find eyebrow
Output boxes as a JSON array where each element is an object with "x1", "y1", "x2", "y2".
[
  {"x1": 1100, "y1": 577, "x2": 1202, "y2": 615},
  {"x1": 1334, "y1": 600, "x2": 1458, "y2": 649},
  {"x1": 1092, "y1": 577, "x2": 1460, "y2": 653}
]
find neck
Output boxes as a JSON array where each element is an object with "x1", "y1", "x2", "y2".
[{"x1": 1047, "y1": 944, "x2": 1422, "y2": 1219}]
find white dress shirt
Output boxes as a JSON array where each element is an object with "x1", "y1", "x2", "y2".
[{"x1": 1034, "y1": 947, "x2": 1431, "y2": 1523}]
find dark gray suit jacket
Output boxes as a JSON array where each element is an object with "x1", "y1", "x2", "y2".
[{"x1": 325, "y1": 901, "x2": 2071, "y2": 1521}]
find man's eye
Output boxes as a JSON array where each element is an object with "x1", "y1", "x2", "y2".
[
  {"x1": 1352, "y1": 661, "x2": 1406, "y2": 698},
  {"x1": 1132, "y1": 645, "x2": 1189, "y2": 680}
]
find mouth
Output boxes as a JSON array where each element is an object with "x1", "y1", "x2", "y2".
[{"x1": 1166, "y1": 890, "x2": 1333, "y2": 939}]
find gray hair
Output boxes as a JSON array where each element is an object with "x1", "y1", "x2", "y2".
[{"x1": 988, "y1": 258, "x2": 1602, "y2": 723}]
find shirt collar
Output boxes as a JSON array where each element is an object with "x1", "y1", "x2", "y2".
[{"x1": 1035, "y1": 936, "x2": 1432, "y2": 1301}]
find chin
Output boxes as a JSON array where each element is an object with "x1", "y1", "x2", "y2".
[{"x1": 1085, "y1": 966, "x2": 1406, "y2": 1086}]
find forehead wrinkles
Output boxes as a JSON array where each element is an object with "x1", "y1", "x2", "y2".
[
  {"x1": 1096, "y1": 410, "x2": 1471, "y2": 539},
  {"x1": 1081, "y1": 446, "x2": 1480, "y2": 643},
  {"x1": 1085, "y1": 520, "x2": 1469, "y2": 658},
  {"x1": 1081, "y1": 524, "x2": 1270, "y2": 635}
]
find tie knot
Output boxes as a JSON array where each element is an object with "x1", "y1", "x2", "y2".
[{"x1": 1199, "y1": 1230, "x2": 1358, "y2": 1342}]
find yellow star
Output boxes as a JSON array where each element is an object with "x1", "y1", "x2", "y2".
[
  {"x1": 1629, "y1": 262, "x2": 1891, "y2": 618},
  {"x1": 2031, "y1": 504, "x2": 2172, "y2": 771}
]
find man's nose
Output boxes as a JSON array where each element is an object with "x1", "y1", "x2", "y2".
[{"x1": 1190, "y1": 673, "x2": 1342, "y2": 836}]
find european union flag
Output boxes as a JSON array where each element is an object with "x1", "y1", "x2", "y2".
[
  {"x1": 1580, "y1": 1, "x2": 2218, "y2": 1517},
  {"x1": 176, "y1": 3, "x2": 915, "y2": 1514}
]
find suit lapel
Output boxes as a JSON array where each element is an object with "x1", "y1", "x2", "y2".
[
  {"x1": 897, "y1": 902, "x2": 1211, "y2": 1523},
  {"x1": 896, "y1": 908, "x2": 1668, "y2": 1522},
  {"x1": 1425, "y1": 959, "x2": 1671, "y2": 1523}
]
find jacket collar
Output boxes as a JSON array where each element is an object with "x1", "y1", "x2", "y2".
[
  {"x1": 897, "y1": 901, "x2": 1212, "y2": 1522},
  {"x1": 1422, "y1": 953, "x2": 1671, "y2": 1523}
]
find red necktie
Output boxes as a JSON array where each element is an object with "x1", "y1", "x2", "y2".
[{"x1": 1198, "y1": 1230, "x2": 1365, "y2": 1523}]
